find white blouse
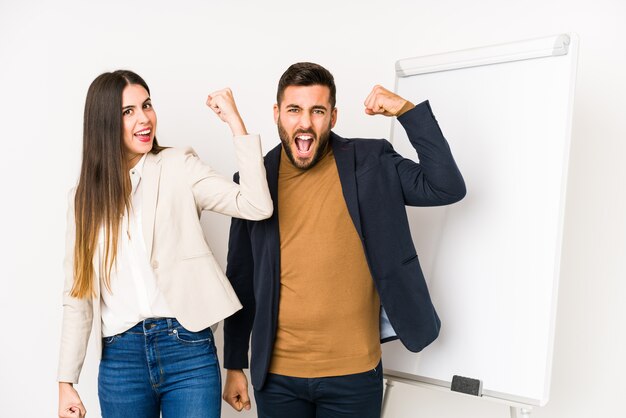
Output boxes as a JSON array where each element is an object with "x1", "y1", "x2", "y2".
[{"x1": 99, "y1": 154, "x2": 174, "y2": 337}]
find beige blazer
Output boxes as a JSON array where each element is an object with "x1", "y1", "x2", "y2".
[{"x1": 57, "y1": 135, "x2": 273, "y2": 383}]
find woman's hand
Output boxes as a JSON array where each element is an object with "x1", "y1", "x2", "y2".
[
  {"x1": 59, "y1": 382, "x2": 86, "y2": 418},
  {"x1": 206, "y1": 88, "x2": 248, "y2": 136}
]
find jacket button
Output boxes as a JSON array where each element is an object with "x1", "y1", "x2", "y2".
[{"x1": 152, "y1": 261, "x2": 159, "y2": 269}]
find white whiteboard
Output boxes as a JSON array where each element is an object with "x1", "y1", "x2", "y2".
[{"x1": 381, "y1": 34, "x2": 578, "y2": 407}]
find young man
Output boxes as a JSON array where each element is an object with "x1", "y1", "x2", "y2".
[{"x1": 222, "y1": 62, "x2": 466, "y2": 417}]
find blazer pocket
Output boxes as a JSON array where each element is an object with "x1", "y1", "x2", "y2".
[
  {"x1": 180, "y1": 250, "x2": 212, "y2": 260},
  {"x1": 401, "y1": 254, "x2": 418, "y2": 265}
]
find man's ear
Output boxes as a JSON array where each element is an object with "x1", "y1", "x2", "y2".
[
  {"x1": 273, "y1": 104, "x2": 279, "y2": 124},
  {"x1": 331, "y1": 107, "x2": 338, "y2": 129}
]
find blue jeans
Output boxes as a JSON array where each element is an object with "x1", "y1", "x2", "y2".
[
  {"x1": 254, "y1": 361, "x2": 383, "y2": 418},
  {"x1": 98, "y1": 318, "x2": 221, "y2": 418}
]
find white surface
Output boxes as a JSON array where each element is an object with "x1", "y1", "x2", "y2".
[
  {"x1": 382, "y1": 34, "x2": 578, "y2": 406},
  {"x1": 1, "y1": 1, "x2": 624, "y2": 418}
]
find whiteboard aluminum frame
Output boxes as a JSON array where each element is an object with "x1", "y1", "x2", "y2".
[
  {"x1": 396, "y1": 34, "x2": 571, "y2": 77},
  {"x1": 385, "y1": 33, "x2": 579, "y2": 409}
]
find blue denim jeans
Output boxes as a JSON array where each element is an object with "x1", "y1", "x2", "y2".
[
  {"x1": 98, "y1": 318, "x2": 221, "y2": 418},
  {"x1": 254, "y1": 361, "x2": 383, "y2": 418}
]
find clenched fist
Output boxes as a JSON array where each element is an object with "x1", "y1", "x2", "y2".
[
  {"x1": 364, "y1": 85, "x2": 414, "y2": 117},
  {"x1": 206, "y1": 88, "x2": 248, "y2": 136}
]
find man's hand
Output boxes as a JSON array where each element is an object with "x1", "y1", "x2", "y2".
[
  {"x1": 58, "y1": 382, "x2": 86, "y2": 418},
  {"x1": 223, "y1": 369, "x2": 252, "y2": 412},
  {"x1": 206, "y1": 88, "x2": 248, "y2": 136},
  {"x1": 364, "y1": 85, "x2": 415, "y2": 117}
]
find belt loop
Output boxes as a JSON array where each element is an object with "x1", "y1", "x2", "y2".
[{"x1": 167, "y1": 318, "x2": 173, "y2": 330}]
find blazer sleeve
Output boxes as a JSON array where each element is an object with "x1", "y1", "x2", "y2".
[
  {"x1": 389, "y1": 100, "x2": 466, "y2": 206},
  {"x1": 182, "y1": 134, "x2": 273, "y2": 220},
  {"x1": 223, "y1": 183, "x2": 256, "y2": 369},
  {"x1": 57, "y1": 189, "x2": 93, "y2": 384}
]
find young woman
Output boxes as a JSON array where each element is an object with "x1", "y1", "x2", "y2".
[{"x1": 57, "y1": 70, "x2": 272, "y2": 418}]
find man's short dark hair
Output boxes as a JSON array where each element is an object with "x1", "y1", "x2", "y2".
[{"x1": 277, "y1": 62, "x2": 336, "y2": 108}]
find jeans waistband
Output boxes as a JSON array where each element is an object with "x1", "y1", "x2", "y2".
[{"x1": 126, "y1": 317, "x2": 179, "y2": 335}]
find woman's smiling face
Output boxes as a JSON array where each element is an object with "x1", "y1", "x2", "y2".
[{"x1": 121, "y1": 83, "x2": 157, "y2": 167}]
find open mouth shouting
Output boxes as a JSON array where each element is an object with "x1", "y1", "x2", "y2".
[
  {"x1": 294, "y1": 132, "x2": 315, "y2": 159},
  {"x1": 134, "y1": 128, "x2": 152, "y2": 143}
]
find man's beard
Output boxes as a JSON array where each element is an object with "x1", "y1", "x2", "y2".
[{"x1": 277, "y1": 118, "x2": 332, "y2": 170}]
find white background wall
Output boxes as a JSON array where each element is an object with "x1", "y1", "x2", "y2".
[{"x1": 1, "y1": 0, "x2": 624, "y2": 417}]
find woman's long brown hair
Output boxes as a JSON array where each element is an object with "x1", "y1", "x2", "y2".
[{"x1": 71, "y1": 70, "x2": 165, "y2": 299}]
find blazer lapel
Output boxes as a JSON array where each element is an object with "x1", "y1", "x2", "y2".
[
  {"x1": 142, "y1": 151, "x2": 162, "y2": 259},
  {"x1": 264, "y1": 144, "x2": 282, "y2": 282},
  {"x1": 265, "y1": 144, "x2": 281, "y2": 213},
  {"x1": 331, "y1": 133, "x2": 364, "y2": 240}
]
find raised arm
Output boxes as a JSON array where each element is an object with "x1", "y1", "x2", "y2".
[
  {"x1": 364, "y1": 85, "x2": 466, "y2": 206},
  {"x1": 182, "y1": 89, "x2": 273, "y2": 220}
]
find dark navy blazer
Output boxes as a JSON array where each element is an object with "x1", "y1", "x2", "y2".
[{"x1": 223, "y1": 101, "x2": 466, "y2": 390}]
